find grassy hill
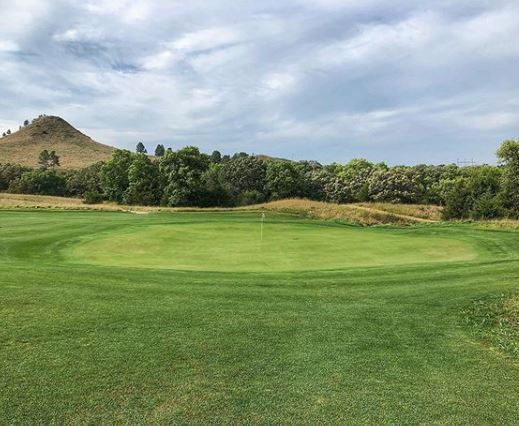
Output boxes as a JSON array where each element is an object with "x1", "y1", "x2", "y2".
[{"x1": 0, "y1": 116, "x2": 114, "y2": 169}]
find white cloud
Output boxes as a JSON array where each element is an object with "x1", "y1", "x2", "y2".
[
  {"x1": 141, "y1": 50, "x2": 182, "y2": 71},
  {"x1": 169, "y1": 27, "x2": 243, "y2": 52},
  {"x1": 0, "y1": 40, "x2": 19, "y2": 52},
  {"x1": 318, "y1": 13, "x2": 438, "y2": 66},
  {"x1": 1, "y1": 0, "x2": 519, "y2": 164},
  {"x1": 53, "y1": 27, "x2": 105, "y2": 42}
]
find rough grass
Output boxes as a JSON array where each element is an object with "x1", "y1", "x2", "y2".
[
  {"x1": 0, "y1": 193, "x2": 140, "y2": 212},
  {"x1": 9, "y1": 194, "x2": 519, "y2": 229},
  {"x1": 464, "y1": 293, "x2": 519, "y2": 361},
  {"x1": 356, "y1": 202, "x2": 443, "y2": 221},
  {"x1": 243, "y1": 199, "x2": 440, "y2": 225},
  {"x1": 477, "y1": 219, "x2": 519, "y2": 230},
  {"x1": 0, "y1": 194, "x2": 438, "y2": 225},
  {"x1": 2, "y1": 210, "x2": 519, "y2": 423}
]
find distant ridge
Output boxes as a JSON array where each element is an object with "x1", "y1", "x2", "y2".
[{"x1": 0, "y1": 116, "x2": 114, "y2": 169}]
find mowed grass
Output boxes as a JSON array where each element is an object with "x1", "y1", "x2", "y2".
[
  {"x1": 68, "y1": 219, "x2": 475, "y2": 272},
  {"x1": 2, "y1": 210, "x2": 519, "y2": 424}
]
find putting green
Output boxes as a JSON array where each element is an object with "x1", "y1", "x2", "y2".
[{"x1": 67, "y1": 219, "x2": 477, "y2": 272}]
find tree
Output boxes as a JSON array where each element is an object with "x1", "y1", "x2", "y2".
[
  {"x1": 441, "y1": 178, "x2": 471, "y2": 220},
  {"x1": 154, "y1": 144, "x2": 165, "y2": 157},
  {"x1": 49, "y1": 151, "x2": 60, "y2": 168},
  {"x1": 100, "y1": 149, "x2": 134, "y2": 202},
  {"x1": 266, "y1": 160, "x2": 304, "y2": 200},
  {"x1": 123, "y1": 154, "x2": 160, "y2": 205},
  {"x1": 0, "y1": 163, "x2": 30, "y2": 191},
  {"x1": 198, "y1": 163, "x2": 231, "y2": 207},
  {"x1": 325, "y1": 175, "x2": 355, "y2": 203},
  {"x1": 136, "y1": 142, "x2": 147, "y2": 154},
  {"x1": 210, "y1": 150, "x2": 222, "y2": 164},
  {"x1": 8, "y1": 169, "x2": 66, "y2": 196},
  {"x1": 342, "y1": 159, "x2": 386, "y2": 202},
  {"x1": 38, "y1": 150, "x2": 50, "y2": 168},
  {"x1": 65, "y1": 162, "x2": 104, "y2": 197},
  {"x1": 6, "y1": 129, "x2": 11, "y2": 135},
  {"x1": 305, "y1": 168, "x2": 333, "y2": 201},
  {"x1": 218, "y1": 156, "x2": 267, "y2": 204},
  {"x1": 412, "y1": 164, "x2": 461, "y2": 204},
  {"x1": 367, "y1": 167, "x2": 421, "y2": 203},
  {"x1": 38, "y1": 150, "x2": 60, "y2": 169},
  {"x1": 470, "y1": 191, "x2": 502, "y2": 220},
  {"x1": 23, "y1": 119, "x2": 29, "y2": 126},
  {"x1": 497, "y1": 140, "x2": 519, "y2": 212},
  {"x1": 159, "y1": 146, "x2": 210, "y2": 206}
]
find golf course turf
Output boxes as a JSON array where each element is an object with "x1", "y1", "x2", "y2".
[{"x1": 2, "y1": 209, "x2": 519, "y2": 424}]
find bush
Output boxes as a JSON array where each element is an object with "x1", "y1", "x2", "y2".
[
  {"x1": 441, "y1": 178, "x2": 471, "y2": 220},
  {"x1": 470, "y1": 192, "x2": 503, "y2": 220},
  {"x1": 8, "y1": 169, "x2": 66, "y2": 196},
  {"x1": 66, "y1": 162, "x2": 104, "y2": 197},
  {"x1": 0, "y1": 163, "x2": 31, "y2": 191},
  {"x1": 83, "y1": 191, "x2": 104, "y2": 204},
  {"x1": 237, "y1": 190, "x2": 265, "y2": 206}
]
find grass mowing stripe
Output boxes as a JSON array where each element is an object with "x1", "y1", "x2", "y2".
[{"x1": 1, "y1": 210, "x2": 519, "y2": 424}]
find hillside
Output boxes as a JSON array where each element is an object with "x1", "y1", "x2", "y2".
[{"x1": 0, "y1": 116, "x2": 114, "y2": 169}]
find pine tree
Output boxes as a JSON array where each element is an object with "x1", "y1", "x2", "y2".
[
  {"x1": 154, "y1": 144, "x2": 165, "y2": 157},
  {"x1": 38, "y1": 150, "x2": 50, "y2": 168},
  {"x1": 136, "y1": 142, "x2": 147, "y2": 154}
]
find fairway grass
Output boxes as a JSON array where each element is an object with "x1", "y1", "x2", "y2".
[{"x1": 2, "y1": 210, "x2": 519, "y2": 424}]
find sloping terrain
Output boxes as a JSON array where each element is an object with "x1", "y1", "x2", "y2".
[
  {"x1": 245, "y1": 199, "x2": 442, "y2": 225},
  {"x1": 0, "y1": 116, "x2": 114, "y2": 169},
  {"x1": 0, "y1": 194, "x2": 441, "y2": 225}
]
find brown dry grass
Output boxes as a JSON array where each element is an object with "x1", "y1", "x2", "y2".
[
  {"x1": 356, "y1": 202, "x2": 443, "y2": 221},
  {"x1": 0, "y1": 193, "x2": 239, "y2": 214},
  {"x1": 0, "y1": 116, "x2": 114, "y2": 169},
  {"x1": 0, "y1": 194, "x2": 443, "y2": 225},
  {"x1": 0, "y1": 194, "x2": 431, "y2": 224},
  {"x1": 240, "y1": 199, "x2": 438, "y2": 225}
]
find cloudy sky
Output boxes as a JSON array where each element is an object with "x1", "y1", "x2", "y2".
[{"x1": 1, "y1": 0, "x2": 518, "y2": 164}]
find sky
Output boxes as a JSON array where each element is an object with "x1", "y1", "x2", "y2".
[{"x1": 1, "y1": 0, "x2": 519, "y2": 165}]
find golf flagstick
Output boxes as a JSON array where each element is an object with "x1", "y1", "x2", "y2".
[{"x1": 261, "y1": 212, "x2": 265, "y2": 242}]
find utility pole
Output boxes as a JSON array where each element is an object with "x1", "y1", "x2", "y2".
[{"x1": 456, "y1": 158, "x2": 476, "y2": 167}]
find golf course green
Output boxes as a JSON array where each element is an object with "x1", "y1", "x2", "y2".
[
  {"x1": 68, "y1": 219, "x2": 476, "y2": 272},
  {"x1": 2, "y1": 209, "x2": 519, "y2": 424}
]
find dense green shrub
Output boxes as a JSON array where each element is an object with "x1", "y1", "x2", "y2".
[
  {"x1": 83, "y1": 191, "x2": 104, "y2": 204},
  {"x1": 66, "y1": 162, "x2": 104, "y2": 197},
  {"x1": 9, "y1": 169, "x2": 66, "y2": 196},
  {"x1": 100, "y1": 149, "x2": 133, "y2": 202},
  {"x1": 0, "y1": 163, "x2": 30, "y2": 191}
]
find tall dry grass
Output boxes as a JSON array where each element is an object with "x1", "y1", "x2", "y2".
[
  {"x1": 242, "y1": 199, "x2": 437, "y2": 225},
  {"x1": 355, "y1": 202, "x2": 443, "y2": 221}
]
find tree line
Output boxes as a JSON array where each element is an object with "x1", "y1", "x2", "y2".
[{"x1": 1, "y1": 140, "x2": 519, "y2": 220}]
